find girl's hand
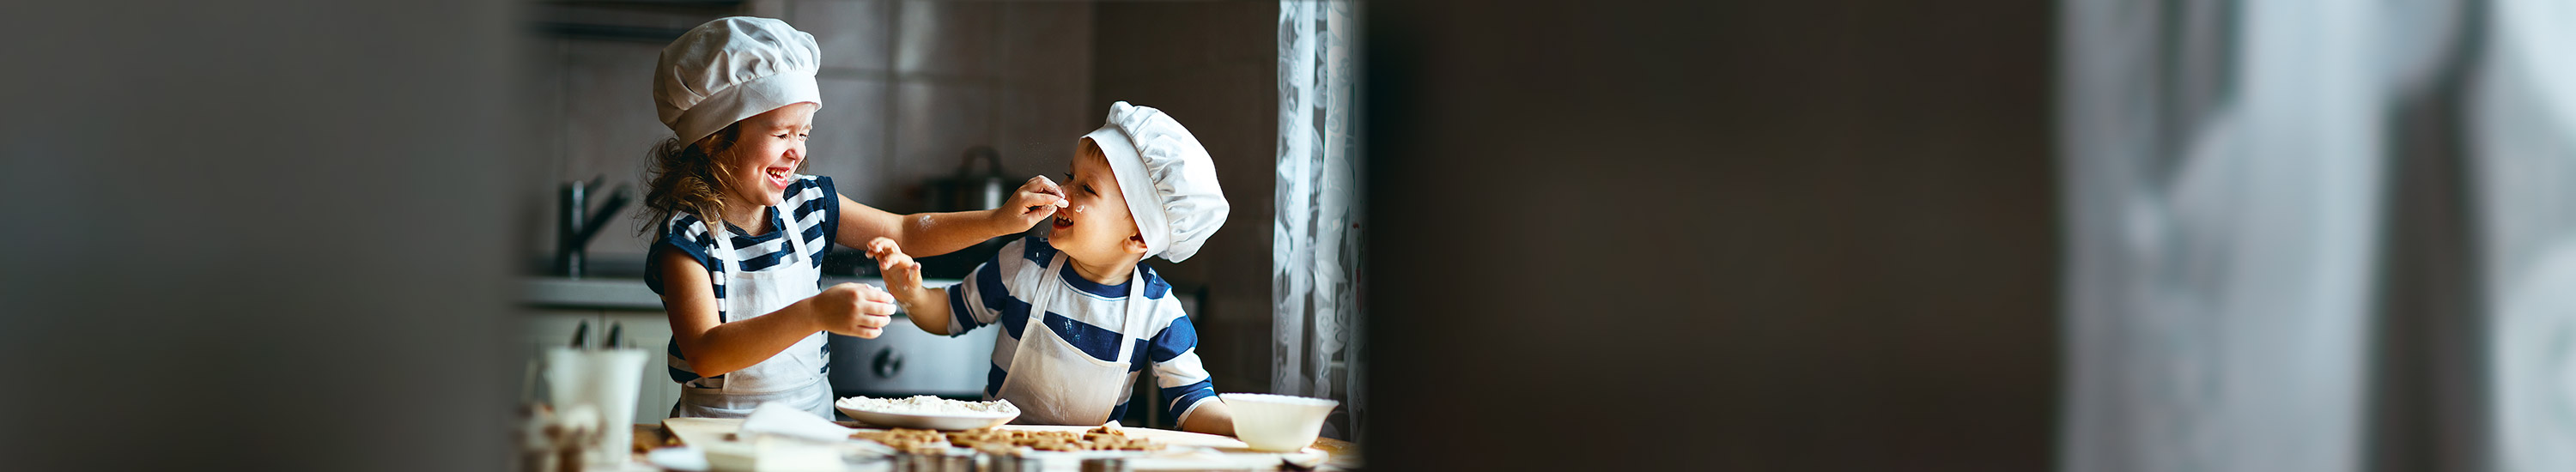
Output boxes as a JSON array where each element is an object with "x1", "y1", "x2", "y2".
[
  {"x1": 811, "y1": 282, "x2": 897, "y2": 338},
  {"x1": 992, "y1": 175, "x2": 1068, "y2": 231},
  {"x1": 865, "y1": 237, "x2": 926, "y2": 300}
]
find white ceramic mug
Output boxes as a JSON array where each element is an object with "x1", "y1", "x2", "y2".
[{"x1": 546, "y1": 347, "x2": 650, "y2": 465}]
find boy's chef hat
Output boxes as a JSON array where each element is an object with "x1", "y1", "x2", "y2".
[
  {"x1": 1084, "y1": 101, "x2": 1229, "y2": 263},
  {"x1": 653, "y1": 17, "x2": 822, "y2": 145}
]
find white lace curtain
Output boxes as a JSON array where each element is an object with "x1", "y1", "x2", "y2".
[
  {"x1": 2060, "y1": 1, "x2": 2385, "y2": 469},
  {"x1": 2063, "y1": 0, "x2": 2576, "y2": 470},
  {"x1": 1273, "y1": 0, "x2": 1361, "y2": 440},
  {"x1": 2476, "y1": 0, "x2": 2576, "y2": 469}
]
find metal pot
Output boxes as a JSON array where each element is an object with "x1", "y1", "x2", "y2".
[
  {"x1": 928, "y1": 146, "x2": 1007, "y2": 214},
  {"x1": 910, "y1": 146, "x2": 1022, "y2": 280}
]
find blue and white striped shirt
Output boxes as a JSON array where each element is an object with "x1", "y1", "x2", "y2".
[
  {"x1": 946, "y1": 235, "x2": 1218, "y2": 427},
  {"x1": 647, "y1": 174, "x2": 841, "y2": 386}
]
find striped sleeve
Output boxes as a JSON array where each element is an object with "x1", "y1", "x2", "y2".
[
  {"x1": 943, "y1": 239, "x2": 1025, "y2": 336},
  {"x1": 644, "y1": 214, "x2": 720, "y2": 297},
  {"x1": 1145, "y1": 298, "x2": 1218, "y2": 425}
]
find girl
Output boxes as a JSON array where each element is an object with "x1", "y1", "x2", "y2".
[{"x1": 641, "y1": 17, "x2": 1066, "y2": 418}]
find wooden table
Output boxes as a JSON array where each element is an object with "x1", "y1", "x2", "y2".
[{"x1": 629, "y1": 421, "x2": 1360, "y2": 471}]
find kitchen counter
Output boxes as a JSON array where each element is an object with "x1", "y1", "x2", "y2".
[
  {"x1": 522, "y1": 275, "x2": 996, "y2": 425},
  {"x1": 524, "y1": 276, "x2": 964, "y2": 312},
  {"x1": 627, "y1": 421, "x2": 1364, "y2": 470}
]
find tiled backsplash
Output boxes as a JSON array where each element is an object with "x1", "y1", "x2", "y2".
[{"x1": 531, "y1": 0, "x2": 1097, "y2": 259}]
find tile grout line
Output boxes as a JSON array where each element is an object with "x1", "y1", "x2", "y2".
[{"x1": 884, "y1": 0, "x2": 903, "y2": 203}]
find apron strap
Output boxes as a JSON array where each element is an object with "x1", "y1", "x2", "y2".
[
  {"x1": 1018, "y1": 252, "x2": 1063, "y2": 343},
  {"x1": 779, "y1": 203, "x2": 814, "y2": 272},
  {"x1": 1115, "y1": 268, "x2": 1151, "y2": 365}
]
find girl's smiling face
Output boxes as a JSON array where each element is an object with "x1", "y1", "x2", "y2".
[{"x1": 721, "y1": 103, "x2": 817, "y2": 211}]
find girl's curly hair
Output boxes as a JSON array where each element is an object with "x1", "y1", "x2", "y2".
[{"x1": 641, "y1": 123, "x2": 742, "y2": 234}]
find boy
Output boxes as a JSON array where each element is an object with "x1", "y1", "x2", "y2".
[{"x1": 865, "y1": 102, "x2": 1236, "y2": 435}]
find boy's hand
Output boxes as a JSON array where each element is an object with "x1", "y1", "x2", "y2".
[
  {"x1": 992, "y1": 175, "x2": 1069, "y2": 232},
  {"x1": 812, "y1": 282, "x2": 896, "y2": 338},
  {"x1": 866, "y1": 237, "x2": 926, "y2": 301}
]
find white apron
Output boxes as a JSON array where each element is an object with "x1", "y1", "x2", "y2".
[
  {"x1": 993, "y1": 252, "x2": 1154, "y2": 426},
  {"x1": 672, "y1": 207, "x2": 833, "y2": 419}
]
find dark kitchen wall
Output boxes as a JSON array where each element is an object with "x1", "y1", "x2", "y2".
[
  {"x1": 3, "y1": 1, "x2": 524, "y2": 469},
  {"x1": 1363, "y1": 1, "x2": 2060, "y2": 470},
  {"x1": 1089, "y1": 1, "x2": 1281, "y2": 396}
]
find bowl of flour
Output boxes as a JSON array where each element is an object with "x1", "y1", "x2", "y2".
[{"x1": 835, "y1": 395, "x2": 1021, "y2": 430}]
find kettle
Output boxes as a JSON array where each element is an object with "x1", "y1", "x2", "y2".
[
  {"x1": 951, "y1": 146, "x2": 1007, "y2": 212},
  {"x1": 896, "y1": 146, "x2": 1020, "y2": 279}
]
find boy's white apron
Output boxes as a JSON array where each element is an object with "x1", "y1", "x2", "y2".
[
  {"x1": 993, "y1": 251, "x2": 1153, "y2": 425},
  {"x1": 672, "y1": 207, "x2": 833, "y2": 419}
]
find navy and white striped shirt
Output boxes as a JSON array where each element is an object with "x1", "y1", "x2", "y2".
[
  {"x1": 647, "y1": 174, "x2": 841, "y2": 386},
  {"x1": 946, "y1": 235, "x2": 1218, "y2": 427}
]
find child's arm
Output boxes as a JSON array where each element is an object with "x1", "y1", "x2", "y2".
[
  {"x1": 1179, "y1": 401, "x2": 1236, "y2": 437},
  {"x1": 837, "y1": 176, "x2": 1066, "y2": 257},
  {"x1": 658, "y1": 246, "x2": 899, "y2": 376},
  {"x1": 865, "y1": 237, "x2": 953, "y2": 336},
  {"x1": 1146, "y1": 310, "x2": 1236, "y2": 436}
]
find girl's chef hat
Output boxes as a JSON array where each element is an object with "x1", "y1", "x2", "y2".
[
  {"x1": 1084, "y1": 101, "x2": 1230, "y2": 263},
  {"x1": 653, "y1": 17, "x2": 822, "y2": 145}
]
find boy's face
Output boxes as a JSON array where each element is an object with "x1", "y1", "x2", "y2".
[
  {"x1": 1047, "y1": 141, "x2": 1147, "y2": 263},
  {"x1": 721, "y1": 102, "x2": 816, "y2": 208}
]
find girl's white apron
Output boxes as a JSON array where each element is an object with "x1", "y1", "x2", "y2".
[{"x1": 671, "y1": 207, "x2": 833, "y2": 418}]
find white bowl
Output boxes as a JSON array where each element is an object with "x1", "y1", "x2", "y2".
[{"x1": 1220, "y1": 393, "x2": 1339, "y2": 451}]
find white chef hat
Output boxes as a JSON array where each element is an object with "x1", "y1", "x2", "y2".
[
  {"x1": 1084, "y1": 101, "x2": 1230, "y2": 263},
  {"x1": 653, "y1": 17, "x2": 822, "y2": 145}
]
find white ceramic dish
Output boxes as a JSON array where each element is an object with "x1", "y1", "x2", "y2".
[
  {"x1": 834, "y1": 397, "x2": 1019, "y2": 431},
  {"x1": 1218, "y1": 393, "x2": 1339, "y2": 452},
  {"x1": 645, "y1": 445, "x2": 891, "y2": 472}
]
